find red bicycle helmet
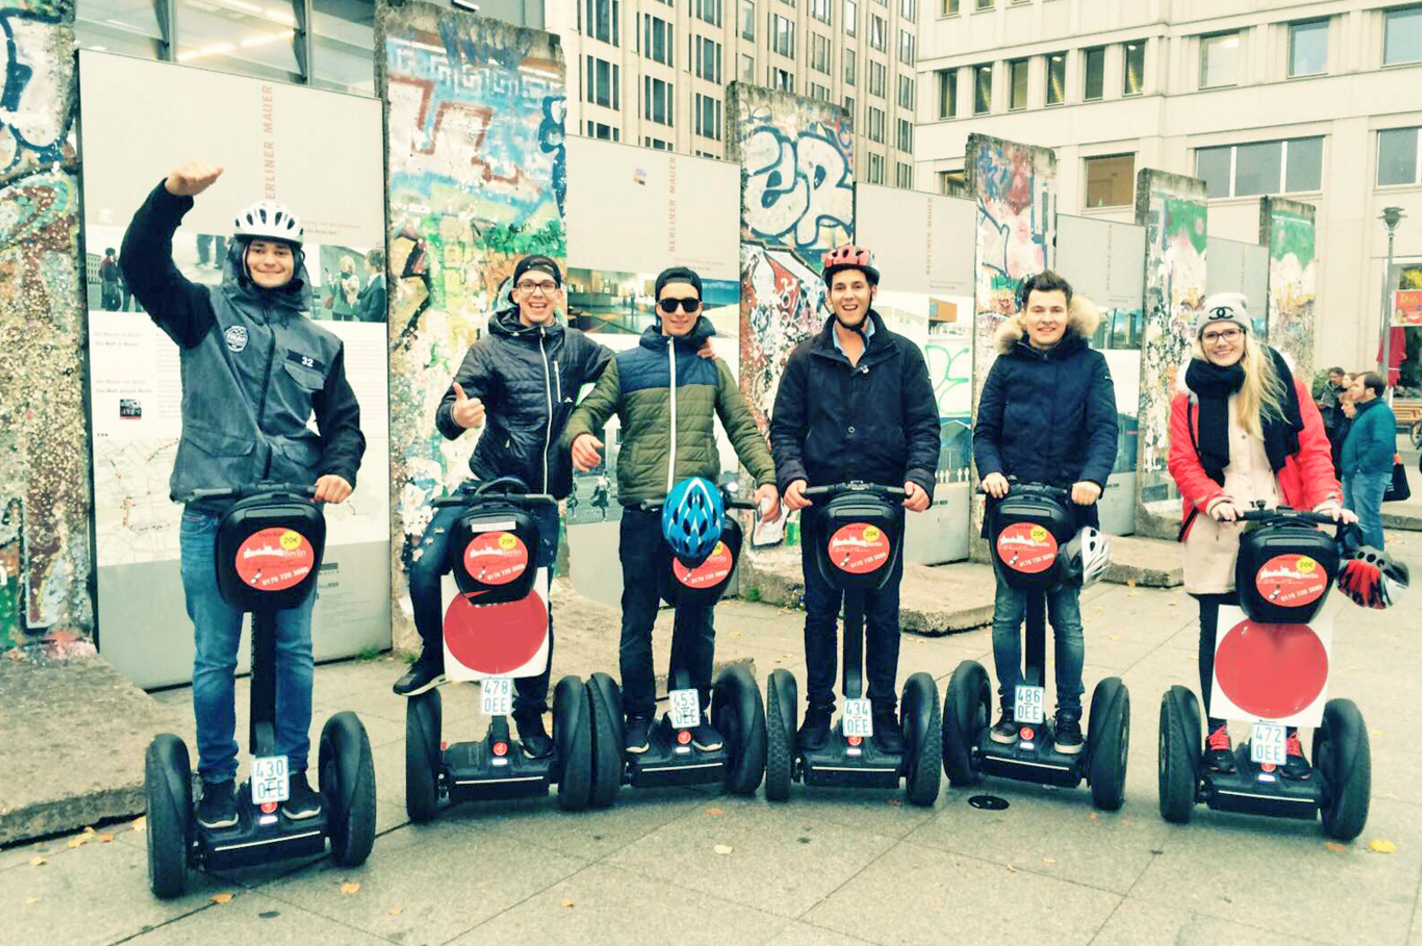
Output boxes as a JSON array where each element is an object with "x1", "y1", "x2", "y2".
[{"x1": 822, "y1": 244, "x2": 880, "y2": 287}]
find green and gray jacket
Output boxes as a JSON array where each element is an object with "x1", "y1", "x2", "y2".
[{"x1": 562, "y1": 317, "x2": 775, "y2": 506}]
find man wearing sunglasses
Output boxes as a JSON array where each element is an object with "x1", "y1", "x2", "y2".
[{"x1": 565, "y1": 266, "x2": 780, "y2": 755}]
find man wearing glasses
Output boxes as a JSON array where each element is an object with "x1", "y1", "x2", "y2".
[{"x1": 565, "y1": 267, "x2": 779, "y2": 754}]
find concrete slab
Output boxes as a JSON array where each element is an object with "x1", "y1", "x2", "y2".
[
  {"x1": 1103, "y1": 534, "x2": 1184, "y2": 587},
  {"x1": 122, "y1": 890, "x2": 393, "y2": 945},
  {"x1": 761, "y1": 922, "x2": 881, "y2": 946},
  {"x1": 1090, "y1": 896, "x2": 1322, "y2": 946}
]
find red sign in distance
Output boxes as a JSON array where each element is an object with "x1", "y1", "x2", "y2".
[
  {"x1": 444, "y1": 591, "x2": 548, "y2": 675},
  {"x1": 1255, "y1": 554, "x2": 1327, "y2": 608},
  {"x1": 996, "y1": 523, "x2": 1058, "y2": 574},
  {"x1": 674, "y1": 541, "x2": 733, "y2": 588},
  {"x1": 1214, "y1": 619, "x2": 1329, "y2": 719},
  {"x1": 235, "y1": 528, "x2": 314, "y2": 591},
  {"x1": 463, "y1": 531, "x2": 529, "y2": 586},
  {"x1": 829, "y1": 523, "x2": 891, "y2": 574}
]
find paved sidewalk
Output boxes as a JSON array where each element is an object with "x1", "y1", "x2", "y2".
[{"x1": 4, "y1": 531, "x2": 1422, "y2": 946}]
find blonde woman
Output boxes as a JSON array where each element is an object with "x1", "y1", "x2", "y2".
[{"x1": 1167, "y1": 293, "x2": 1353, "y2": 779}]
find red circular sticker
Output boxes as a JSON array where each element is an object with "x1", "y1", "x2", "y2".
[
  {"x1": 828, "y1": 523, "x2": 892, "y2": 574},
  {"x1": 443, "y1": 591, "x2": 548, "y2": 675},
  {"x1": 463, "y1": 531, "x2": 529, "y2": 586},
  {"x1": 1214, "y1": 619, "x2": 1329, "y2": 719},
  {"x1": 996, "y1": 523, "x2": 1058, "y2": 574},
  {"x1": 235, "y1": 528, "x2": 314, "y2": 591},
  {"x1": 674, "y1": 541, "x2": 733, "y2": 589},
  {"x1": 1255, "y1": 554, "x2": 1327, "y2": 608},
  {"x1": 1019, "y1": 727, "x2": 1036, "y2": 741}
]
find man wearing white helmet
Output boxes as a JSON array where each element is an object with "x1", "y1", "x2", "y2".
[{"x1": 121, "y1": 161, "x2": 366, "y2": 831}]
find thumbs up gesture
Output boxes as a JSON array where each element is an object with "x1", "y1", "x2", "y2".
[{"x1": 451, "y1": 382, "x2": 485, "y2": 429}]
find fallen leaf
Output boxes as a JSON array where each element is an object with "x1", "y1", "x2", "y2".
[
  {"x1": 705, "y1": 807, "x2": 724, "y2": 817},
  {"x1": 387, "y1": 906, "x2": 404, "y2": 917},
  {"x1": 341, "y1": 882, "x2": 362, "y2": 895},
  {"x1": 211, "y1": 892, "x2": 234, "y2": 904},
  {"x1": 66, "y1": 837, "x2": 85, "y2": 849},
  {"x1": 1107, "y1": 635, "x2": 1121, "y2": 641},
  {"x1": 1371, "y1": 730, "x2": 1383, "y2": 738},
  {"x1": 561, "y1": 899, "x2": 576, "y2": 909},
  {"x1": 1005, "y1": 864, "x2": 1019, "y2": 873},
  {"x1": 886, "y1": 798, "x2": 903, "y2": 807},
  {"x1": 730, "y1": 631, "x2": 741, "y2": 638},
  {"x1": 29, "y1": 856, "x2": 46, "y2": 867},
  {"x1": 713, "y1": 844, "x2": 734, "y2": 855},
  {"x1": 1324, "y1": 841, "x2": 1348, "y2": 853},
  {"x1": 83, "y1": 826, "x2": 96, "y2": 835},
  {"x1": 131, "y1": 817, "x2": 147, "y2": 832},
  {"x1": 1368, "y1": 839, "x2": 1397, "y2": 855},
  {"x1": 25, "y1": 897, "x2": 40, "y2": 905},
  {"x1": 1127, "y1": 579, "x2": 1137, "y2": 589},
  {"x1": 1121, "y1": 818, "x2": 1132, "y2": 826},
  {"x1": 1042, "y1": 857, "x2": 1056, "y2": 865},
  {"x1": 98, "y1": 833, "x2": 115, "y2": 843},
  {"x1": 1088, "y1": 812, "x2": 1099, "y2": 820}
]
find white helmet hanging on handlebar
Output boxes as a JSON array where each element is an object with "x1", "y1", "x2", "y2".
[{"x1": 1061, "y1": 526, "x2": 1111, "y2": 588}]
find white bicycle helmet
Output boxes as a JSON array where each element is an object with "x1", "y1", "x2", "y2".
[
  {"x1": 1061, "y1": 526, "x2": 1111, "y2": 588},
  {"x1": 233, "y1": 199, "x2": 303, "y2": 247}
]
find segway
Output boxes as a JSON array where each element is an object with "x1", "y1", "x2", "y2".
[
  {"x1": 763, "y1": 482, "x2": 942, "y2": 807},
  {"x1": 1158, "y1": 505, "x2": 1375, "y2": 841},
  {"x1": 941, "y1": 481, "x2": 1130, "y2": 810},
  {"x1": 404, "y1": 477, "x2": 593, "y2": 820},
  {"x1": 145, "y1": 484, "x2": 377, "y2": 899},
  {"x1": 585, "y1": 481, "x2": 767, "y2": 806}
]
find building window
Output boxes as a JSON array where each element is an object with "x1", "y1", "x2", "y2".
[
  {"x1": 586, "y1": 0, "x2": 620, "y2": 45},
  {"x1": 1289, "y1": 20, "x2": 1328, "y2": 77},
  {"x1": 585, "y1": 57, "x2": 621, "y2": 109},
  {"x1": 869, "y1": 60, "x2": 886, "y2": 97},
  {"x1": 740, "y1": 0, "x2": 755, "y2": 38},
  {"x1": 811, "y1": 0, "x2": 832, "y2": 25},
  {"x1": 811, "y1": 33, "x2": 831, "y2": 74},
  {"x1": 845, "y1": 48, "x2": 857, "y2": 85},
  {"x1": 868, "y1": 105, "x2": 885, "y2": 143},
  {"x1": 938, "y1": 68, "x2": 957, "y2": 118},
  {"x1": 1085, "y1": 154, "x2": 1135, "y2": 207},
  {"x1": 643, "y1": 15, "x2": 672, "y2": 66},
  {"x1": 942, "y1": 0, "x2": 959, "y2": 13},
  {"x1": 899, "y1": 30, "x2": 915, "y2": 66},
  {"x1": 867, "y1": 152, "x2": 885, "y2": 185},
  {"x1": 902, "y1": 0, "x2": 916, "y2": 18},
  {"x1": 1084, "y1": 47, "x2": 1105, "y2": 100},
  {"x1": 771, "y1": 13, "x2": 795, "y2": 57},
  {"x1": 644, "y1": 136, "x2": 672, "y2": 150},
  {"x1": 898, "y1": 74, "x2": 914, "y2": 110},
  {"x1": 896, "y1": 162, "x2": 913, "y2": 188},
  {"x1": 844, "y1": 94, "x2": 855, "y2": 118},
  {"x1": 1200, "y1": 32, "x2": 1240, "y2": 89},
  {"x1": 1045, "y1": 53, "x2": 1065, "y2": 105},
  {"x1": 740, "y1": 52, "x2": 755, "y2": 81},
  {"x1": 1196, "y1": 137, "x2": 1325, "y2": 198},
  {"x1": 976, "y1": 0, "x2": 991, "y2": 9},
  {"x1": 940, "y1": 169, "x2": 966, "y2": 193},
  {"x1": 770, "y1": 65, "x2": 794, "y2": 91},
  {"x1": 1123, "y1": 41, "x2": 1144, "y2": 95},
  {"x1": 1008, "y1": 58, "x2": 1028, "y2": 110},
  {"x1": 1385, "y1": 6, "x2": 1422, "y2": 66},
  {"x1": 311, "y1": 0, "x2": 377, "y2": 94},
  {"x1": 644, "y1": 76, "x2": 673, "y2": 126},
  {"x1": 974, "y1": 63, "x2": 992, "y2": 113},
  {"x1": 695, "y1": 0, "x2": 723, "y2": 27},
  {"x1": 846, "y1": 0, "x2": 857, "y2": 35},
  {"x1": 870, "y1": 15, "x2": 886, "y2": 51},
  {"x1": 695, "y1": 93, "x2": 723, "y2": 140},
  {"x1": 897, "y1": 118, "x2": 912, "y2": 152},
  {"x1": 696, "y1": 37, "x2": 723, "y2": 82},
  {"x1": 1378, "y1": 128, "x2": 1421, "y2": 185},
  {"x1": 585, "y1": 121, "x2": 620, "y2": 141},
  {"x1": 809, "y1": 81, "x2": 832, "y2": 101}
]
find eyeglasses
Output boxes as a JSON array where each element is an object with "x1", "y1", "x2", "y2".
[
  {"x1": 516, "y1": 280, "x2": 559, "y2": 295},
  {"x1": 1202, "y1": 328, "x2": 1243, "y2": 344},
  {"x1": 658, "y1": 297, "x2": 702, "y2": 314}
]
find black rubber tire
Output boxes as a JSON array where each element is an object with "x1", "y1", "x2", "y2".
[
  {"x1": 586, "y1": 673, "x2": 624, "y2": 809},
  {"x1": 1157, "y1": 686, "x2": 1201, "y2": 824},
  {"x1": 1087, "y1": 677, "x2": 1130, "y2": 811},
  {"x1": 1315, "y1": 698, "x2": 1371, "y2": 841},
  {"x1": 942, "y1": 660, "x2": 990, "y2": 786},
  {"x1": 405, "y1": 689, "x2": 442, "y2": 823},
  {"x1": 553, "y1": 676, "x2": 593, "y2": 812},
  {"x1": 714, "y1": 665, "x2": 767, "y2": 796},
  {"x1": 764, "y1": 670, "x2": 798, "y2": 803},
  {"x1": 902, "y1": 672, "x2": 943, "y2": 807},
  {"x1": 145, "y1": 735, "x2": 192, "y2": 899},
  {"x1": 321, "y1": 711, "x2": 377, "y2": 867}
]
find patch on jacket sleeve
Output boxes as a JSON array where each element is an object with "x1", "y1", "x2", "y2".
[{"x1": 224, "y1": 325, "x2": 248, "y2": 352}]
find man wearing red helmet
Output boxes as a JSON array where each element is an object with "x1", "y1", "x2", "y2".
[{"x1": 770, "y1": 244, "x2": 939, "y2": 754}]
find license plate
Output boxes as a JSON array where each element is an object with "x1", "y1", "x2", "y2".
[
  {"x1": 1014, "y1": 685, "x2": 1046, "y2": 725},
  {"x1": 842, "y1": 698, "x2": 874, "y2": 738},
  {"x1": 481, "y1": 677, "x2": 513, "y2": 717},
  {"x1": 1250, "y1": 722, "x2": 1287, "y2": 766},
  {"x1": 669, "y1": 688, "x2": 702, "y2": 729},
  {"x1": 251, "y1": 755, "x2": 290, "y2": 805}
]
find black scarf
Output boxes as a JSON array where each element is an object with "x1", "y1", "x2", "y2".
[{"x1": 1185, "y1": 348, "x2": 1302, "y2": 486}]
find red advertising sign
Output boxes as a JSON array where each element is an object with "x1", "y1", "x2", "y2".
[
  {"x1": 1394, "y1": 289, "x2": 1422, "y2": 327},
  {"x1": 1254, "y1": 554, "x2": 1327, "y2": 609},
  {"x1": 828, "y1": 523, "x2": 892, "y2": 574},
  {"x1": 463, "y1": 531, "x2": 529, "y2": 586},
  {"x1": 995, "y1": 522, "x2": 1058, "y2": 574},
  {"x1": 674, "y1": 540, "x2": 733, "y2": 588},
  {"x1": 235, "y1": 528, "x2": 314, "y2": 592}
]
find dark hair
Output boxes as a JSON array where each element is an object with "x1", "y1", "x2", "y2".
[
  {"x1": 105, "y1": 247, "x2": 116, "y2": 255},
  {"x1": 1327, "y1": 366, "x2": 1345, "y2": 375},
  {"x1": 1017, "y1": 269, "x2": 1073, "y2": 311},
  {"x1": 655, "y1": 266, "x2": 703, "y2": 299},
  {"x1": 1360, "y1": 372, "x2": 1387, "y2": 397},
  {"x1": 366, "y1": 248, "x2": 385, "y2": 268}
]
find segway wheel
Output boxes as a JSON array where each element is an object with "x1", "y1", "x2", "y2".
[
  {"x1": 1085, "y1": 677, "x2": 1130, "y2": 811},
  {"x1": 320, "y1": 711, "x2": 377, "y2": 867},
  {"x1": 713, "y1": 665, "x2": 767, "y2": 796},
  {"x1": 901, "y1": 672, "x2": 943, "y2": 807},
  {"x1": 145, "y1": 734, "x2": 192, "y2": 899},
  {"x1": 553, "y1": 675, "x2": 593, "y2": 812},
  {"x1": 1157, "y1": 685, "x2": 1200, "y2": 824},
  {"x1": 1314, "y1": 699, "x2": 1371, "y2": 841},
  {"x1": 405, "y1": 689, "x2": 442, "y2": 823},
  {"x1": 586, "y1": 673, "x2": 624, "y2": 809},
  {"x1": 764, "y1": 669, "x2": 798, "y2": 802},
  {"x1": 942, "y1": 661, "x2": 990, "y2": 786}
]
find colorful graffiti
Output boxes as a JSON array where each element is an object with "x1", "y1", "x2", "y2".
[
  {"x1": 1261, "y1": 198, "x2": 1318, "y2": 379},
  {"x1": 0, "y1": 0, "x2": 92, "y2": 653},
  {"x1": 380, "y1": 1, "x2": 566, "y2": 649}
]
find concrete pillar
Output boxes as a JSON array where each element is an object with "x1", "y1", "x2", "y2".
[{"x1": 1260, "y1": 197, "x2": 1320, "y2": 381}]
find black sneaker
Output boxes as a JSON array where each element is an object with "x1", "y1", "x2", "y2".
[
  {"x1": 393, "y1": 652, "x2": 445, "y2": 697},
  {"x1": 197, "y1": 779, "x2": 239, "y2": 829},
  {"x1": 797, "y1": 707, "x2": 832, "y2": 752},
  {"x1": 990, "y1": 705, "x2": 1019, "y2": 744},
  {"x1": 514, "y1": 711, "x2": 554, "y2": 760},
  {"x1": 691, "y1": 713, "x2": 724, "y2": 752},
  {"x1": 1205, "y1": 721, "x2": 1236, "y2": 774},
  {"x1": 872, "y1": 712, "x2": 905, "y2": 755},
  {"x1": 281, "y1": 771, "x2": 323, "y2": 821},
  {"x1": 624, "y1": 714, "x2": 653, "y2": 755},
  {"x1": 1053, "y1": 715, "x2": 1085, "y2": 756},
  {"x1": 1282, "y1": 728, "x2": 1312, "y2": 780}
]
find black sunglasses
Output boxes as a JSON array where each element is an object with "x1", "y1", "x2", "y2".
[{"x1": 658, "y1": 297, "x2": 702, "y2": 314}]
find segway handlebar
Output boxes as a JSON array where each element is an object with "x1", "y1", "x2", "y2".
[
  {"x1": 1236, "y1": 505, "x2": 1340, "y2": 529},
  {"x1": 184, "y1": 482, "x2": 317, "y2": 503},
  {"x1": 974, "y1": 478, "x2": 1072, "y2": 501},
  {"x1": 433, "y1": 476, "x2": 556, "y2": 511},
  {"x1": 801, "y1": 481, "x2": 908, "y2": 501}
]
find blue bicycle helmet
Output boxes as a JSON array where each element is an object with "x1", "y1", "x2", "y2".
[{"x1": 662, "y1": 477, "x2": 725, "y2": 566}]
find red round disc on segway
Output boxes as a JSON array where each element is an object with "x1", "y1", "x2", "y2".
[
  {"x1": 828, "y1": 523, "x2": 891, "y2": 574},
  {"x1": 234, "y1": 528, "x2": 314, "y2": 592},
  {"x1": 1254, "y1": 554, "x2": 1328, "y2": 608},
  {"x1": 443, "y1": 591, "x2": 548, "y2": 675},
  {"x1": 463, "y1": 531, "x2": 530, "y2": 586},
  {"x1": 677, "y1": 730, "x2": 692, "y2": 745},
  {"x1": 674, "y1": 541, "x2": 734, "y2": 589},
  {"x1": 1214, "y1": 619, "x2": 1328, "y2": 719},
  {"x1": 995, "y1": 523, "x2": 1057, "y2": 575},
  {"x1": 1019, "y1": 727, "x2": 1035, "y2": 741}
]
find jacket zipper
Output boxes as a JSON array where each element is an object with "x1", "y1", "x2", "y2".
[
  {"x1": 666, "y1": 337, "x2": 678, "y2": 496},
  {"x1": 538, "y1": 328, "x2": 553, "y2": 494},
  {"x1": 254, "y1": 304, "x2": 276, "y2": 478}
]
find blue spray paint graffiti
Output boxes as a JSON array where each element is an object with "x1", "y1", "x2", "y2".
[
  {"x1": 740, "y1": 111, "x2": 854, "y2": 255},
  {"x1": 0, "y1": 3, "x2": 74, "y2": 178}
]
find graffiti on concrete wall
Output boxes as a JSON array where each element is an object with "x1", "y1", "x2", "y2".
[
  {"x1": 380, "y1": 0, "x2": 565, "y2": 648},
  {"x1": 0, "y1": 0, "x2": 91, "y2": 654},
  {"x1": 1261, "y1": 198, "x2": 1317, "y2": 379}
]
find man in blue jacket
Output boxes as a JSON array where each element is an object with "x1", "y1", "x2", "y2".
[{"x1": 1340, "y1": 371, "x2": 1396, "y2": 549}]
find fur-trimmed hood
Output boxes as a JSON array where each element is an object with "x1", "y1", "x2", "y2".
[{"x1": 994, "y1": 295, "x2": 1102, "y2": 354}]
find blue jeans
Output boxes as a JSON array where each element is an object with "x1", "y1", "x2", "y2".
[
  {"x1": 1343, "y1": 471, "x2": 1390, "y2": 549},
  {"x1": 181, "y1": 509, "x2": 316, "y2": 785},
  {"x1": 990, "y1": 577, "x2": 1085, "y2": 720}
]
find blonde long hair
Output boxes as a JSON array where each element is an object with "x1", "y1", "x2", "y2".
[{"x1": 1191, "y1": 332, "x2": 1287, "y2": 437}]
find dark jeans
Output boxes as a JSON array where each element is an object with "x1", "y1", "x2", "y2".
[
  {"x1": 1344, "y1": 471, "x2": 1390, "y2": 550},
  {"x1": 618, "y1": 507, "x2": 716, "y2": 719},
  {"x1": 990, "y1": 576, "x2": 1085, "y2": 720},
  {"x1": 408, "y1": 492, "x2": 559, "y2": 717},
  {"x1": 800, "y1": 508, "x2": 906, "y2": 717},
  {"x1": 1194, "y1": 591, "x2": 1238, "y2": 728}
]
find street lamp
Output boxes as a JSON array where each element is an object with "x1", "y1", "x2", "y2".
[{"x1": 1381, "y1": 206, "x2": 1406, "y2": 401}]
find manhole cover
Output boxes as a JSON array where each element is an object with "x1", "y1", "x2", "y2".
[{"x1": 968, "y1": 794, "x2": 1010, "y2": 811}]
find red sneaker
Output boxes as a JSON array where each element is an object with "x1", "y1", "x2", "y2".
[
  {"x1": 1205, "y1": 723, "x2": 1235, "y2": 773},
  {"x1": 1283, "y1": 727, "x2": 1311, "y2": 780}
]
